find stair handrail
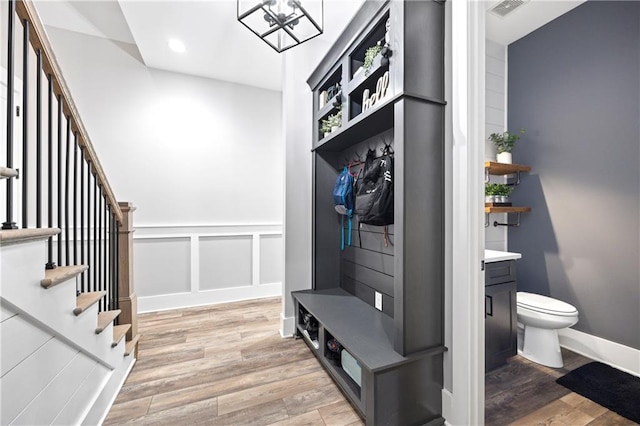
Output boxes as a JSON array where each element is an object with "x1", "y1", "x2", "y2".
[{"x1": 14, "y1": 0, "x2": 122, "y2": 223}]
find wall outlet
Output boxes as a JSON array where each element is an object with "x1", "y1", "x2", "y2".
[{"x1": 375, "y1": 291, "x2": 383, "y2": 311}]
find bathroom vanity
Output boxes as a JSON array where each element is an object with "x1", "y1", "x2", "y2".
[{"x1": 485, "y1": 250, "x2": 521, "y2": 371}]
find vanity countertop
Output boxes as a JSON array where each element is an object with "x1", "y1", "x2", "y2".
[{"x1": 485, "y1": 249, "x2": 522, "y2": 263}]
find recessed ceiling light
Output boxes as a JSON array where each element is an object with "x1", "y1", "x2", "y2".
[{"x1": 168, "y1": 38, "x2": 185, "y2": 53}]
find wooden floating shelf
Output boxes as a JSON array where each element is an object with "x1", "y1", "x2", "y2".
[
  {"x1": 485, "y1": 206, "x2": 532, "y2": 214},
  {"x1": 484, "y1": 162, "x2": 531, "y2": 175}
]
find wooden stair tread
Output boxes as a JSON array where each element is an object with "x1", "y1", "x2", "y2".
[
  {"x1": 0, "y1": 228, "x2": 60, "y2": 246},
  {"x1": 112, "y1": 324, "x2": 131, "y2": 348},
  {"x1": 41, "y1": 265, "x2": 88, "y2": 289},
  {"x1": 124, "y1": 334, "x2": 141, "y2": 357},
  {"x1": 0, "y1": 166, "x2": 18, "y2": 179},
  {"x1": 95, "y1": 310, "x2": 121, "y2": 334},
  {"x1": 74, "y1": 291, "x2": 106, "y2": 315}
]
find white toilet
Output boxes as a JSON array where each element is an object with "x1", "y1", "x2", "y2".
[{"x1": 516, "y1": 292, "x2": 579, "y2": 368}]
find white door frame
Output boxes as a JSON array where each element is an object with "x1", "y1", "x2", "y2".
[{"x1": 446, "y1": 1, "x2": 486, "y2": 425}]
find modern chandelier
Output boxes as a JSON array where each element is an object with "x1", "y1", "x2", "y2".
[{"x1": 237, "y1": 0, "x2": 323, "y2": 53}]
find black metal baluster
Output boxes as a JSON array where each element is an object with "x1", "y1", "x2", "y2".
[
  {"x1": 73, "y1": 132, "x2": 78, "y2": 266},
  {"x1": 57, "y1": 95, "x2": 62, "y2": 266},
  {"x1": 98, "y1": 190, "x2": 103, "y2": 310},
  {"x1": 45, "y1": 75, "x2": 55, "y2": 270},
  {"x1": 103, "y1": 198, "x2": 108, "y2": 311},
  {"x1": 93, "y1": 176, "x2": 98, "y2": 294},
  {"x1": 86, "y1": 161, "x2": 92, "y2": 292},
  {"x1": 65, "y1": 116, "x2": 70, "y2": 266},
  {"x1": 108, "y1": 208, "x2": 113, "y2": 310},
  {"x1": 36, "y1": 49, "x2": 42, "y2": 228},
  {"x1": 115, "y1": 219, "x2": 120, "y2": 313},
  {"x1": 3, "y1": 0, "x2": 17, "y2": 230},
  {"x1": 80, "y1": 149, "x2": 85, "y2": 292},
  {"x1": 21, "y1": 18, "x2": 29, "y2": 228}
]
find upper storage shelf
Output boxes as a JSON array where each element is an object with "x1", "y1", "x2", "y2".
[{"x1": 308, "y1": 0, "x2": 446, "y2": 153}]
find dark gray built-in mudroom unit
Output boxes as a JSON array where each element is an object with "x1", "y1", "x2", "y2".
[{"x1": 292, "y1": 1, "x2": 447, "y2": 424}]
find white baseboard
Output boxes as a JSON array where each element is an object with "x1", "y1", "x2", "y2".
[
  {"x1": 280, "y1": 313, "x2": 295, "y2": 337},
  {"x1": 441, "y1": 388, "x2": 453, "y2": 425},
  {"x1": 138, "y1": 283, "x2": 282, "y2": 313},
  {"x1": 82, "y1": 355, "x2": 136, "y2": 425},
  {"x1": 559, "y1": 327, "x2": 640, "y2": 377}
]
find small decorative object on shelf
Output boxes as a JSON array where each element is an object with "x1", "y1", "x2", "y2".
[
  {"x1": 489, "y1": 128, "x2": 525, "y2": 164},
  {"x1": 485, "y1": 183, "x2": 513, "y2": 205},
  {"x1": 363, "y1": 45, "x2": 382, "y2": 76},
  {"x1": 362, "y1": 71, "x2": 390, "y2": 112},
  {"x1": 319, "y1": 90, "x2": 328, "y2": 108},
  {"x1": 321, "y1": 109, "x2": 342, "y2": 136}
]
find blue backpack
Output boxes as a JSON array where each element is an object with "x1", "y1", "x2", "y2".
[{"x1": 333, "y1": 166, "x2": 355, "y2": 250}]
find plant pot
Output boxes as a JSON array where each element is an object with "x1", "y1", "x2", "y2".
[
  {"x1": 485, "y1": 195, "x2": 495, "y2": 203},
  {"x1": 497, "y1": 152, "x2": 512, "y2": 164},
  {"x1": 331, "y1": 126, "x2": 339, "y2": 133}
]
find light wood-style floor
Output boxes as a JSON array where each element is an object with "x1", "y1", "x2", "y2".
[
  {"x1": 106, "y1": 297, "x2": 637, "y2": 425},
  {"x1": 104, "y1": 297, "x2": 363, "y2": 425}
]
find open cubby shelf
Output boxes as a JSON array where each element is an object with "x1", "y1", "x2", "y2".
[{"x1": 296, "y1": 1, "x2": 447, "y2": 424}]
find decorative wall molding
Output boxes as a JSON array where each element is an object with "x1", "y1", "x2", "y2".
[
  {"x1": 134, "y1": 224, "x2": 283, "y2": 313},
  {"x1": 280, "y1": 313, "x2": 295, "y2": 338}
]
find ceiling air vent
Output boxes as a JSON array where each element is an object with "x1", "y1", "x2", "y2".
[{"x1": 489, "y1": 0, "x2": 530, "y2": 18}]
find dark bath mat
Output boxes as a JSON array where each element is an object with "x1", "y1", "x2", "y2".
[{"x1": 556, "y1": 361, "x2": 640, "y2": 423}]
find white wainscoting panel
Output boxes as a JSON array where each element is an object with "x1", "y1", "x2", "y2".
[
  {"x1": 134, "y1": 237, "x2": 191, "y2": 297},
  {"x1": 135, "y1": 224, "x2": 282, "y2": 313},
  {"x1": 260, "y1": 234, "x2": 283, "y2": 285},
  {"x1": 200, "y1": 236, "x2": 253, "y2": 290}
]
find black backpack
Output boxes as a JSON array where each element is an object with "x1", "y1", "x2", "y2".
[{"x1": 355, "y1": 148, "x2": 394, "y2": 226}]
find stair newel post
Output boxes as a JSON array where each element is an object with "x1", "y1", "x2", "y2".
[
  {"x1": 3, "y1": 0, "x2": 17, "y2": 230},
  {"x1": 118, "y1": 202, "x2": 137, "y2": 347}
]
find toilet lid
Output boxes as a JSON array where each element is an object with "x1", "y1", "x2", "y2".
[{"x1": 517, "y1": 292, "x2": 578, "y2": 315}]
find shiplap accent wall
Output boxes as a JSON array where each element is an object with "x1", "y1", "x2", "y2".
[
  {"x1": 0, "y1": 304, "x2": 109, "y2": 425},
  {"x1": 134, "y1": 224, "x2": 283, "y2": 313},
  {"x1": 485, "y1": 39, "x2": 508, "y2": 251}
]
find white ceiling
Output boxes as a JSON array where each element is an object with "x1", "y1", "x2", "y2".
[
  {"x1": 486, "y1": 0, "x2": 587, "y2": 45},
  {"x1": 35, "y1": 0, "x2": 364, "y2": 92},
  {"x1": 34, "y1": 0, "x2": 588, "y2": 91}
]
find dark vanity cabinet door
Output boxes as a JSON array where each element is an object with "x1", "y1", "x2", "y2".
[{"x1": 485, "y1": 261, "x2": 518, "y2": 371}]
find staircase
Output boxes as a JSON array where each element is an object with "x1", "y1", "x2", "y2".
[
  {"x1": 1, "y1": 228, "x2": 137, "y2": 424},
  {"x1": 1, "y1": 1, "x2": 140, "y2": 423}
]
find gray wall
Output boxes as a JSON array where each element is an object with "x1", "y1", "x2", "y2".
[{"x1": 508, "y1": 1, "x2": 639, "y2": 349}]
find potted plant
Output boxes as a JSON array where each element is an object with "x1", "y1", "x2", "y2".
[
  {"x1": 489, "y1": 128, "x2": 525, "y2": 164},
  {"x1": 363, "y1": 45, "x2": 382, "y2": 76},
  {"x1": 485, "y1": 183, "x2": 513, "y2": 204},
  {"x1": 485, "y1": 183, "x2": 497, "y2": 203},
  {"x1": 321, "y1": 110, "x2": 342, "y2": 137}
]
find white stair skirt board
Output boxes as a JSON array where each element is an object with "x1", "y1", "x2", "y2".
[
  {"x1": 137, "y1": 282, "x2": 282, "y2": 313},
  {"x1": 81, "y1": 354, "x2": 136, "y2": 426},
  {"x1": 558, "y1": 327, "x2": 640, "y2": 377},
  {"x1": 280, "y1": 313, "x2": 295, "y2": 338},
  {"x1": 1, "y1": 240, "x2": 125, "y2": 368}
]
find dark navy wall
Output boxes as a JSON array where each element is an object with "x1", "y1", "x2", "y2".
[{"x1": 508, "y1": 1, "x2": 639, "y2": 349}]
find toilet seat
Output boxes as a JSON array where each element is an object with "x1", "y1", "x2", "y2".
[{"x1": 517, "y1": 292, "x2": 578, "y2": 316}]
